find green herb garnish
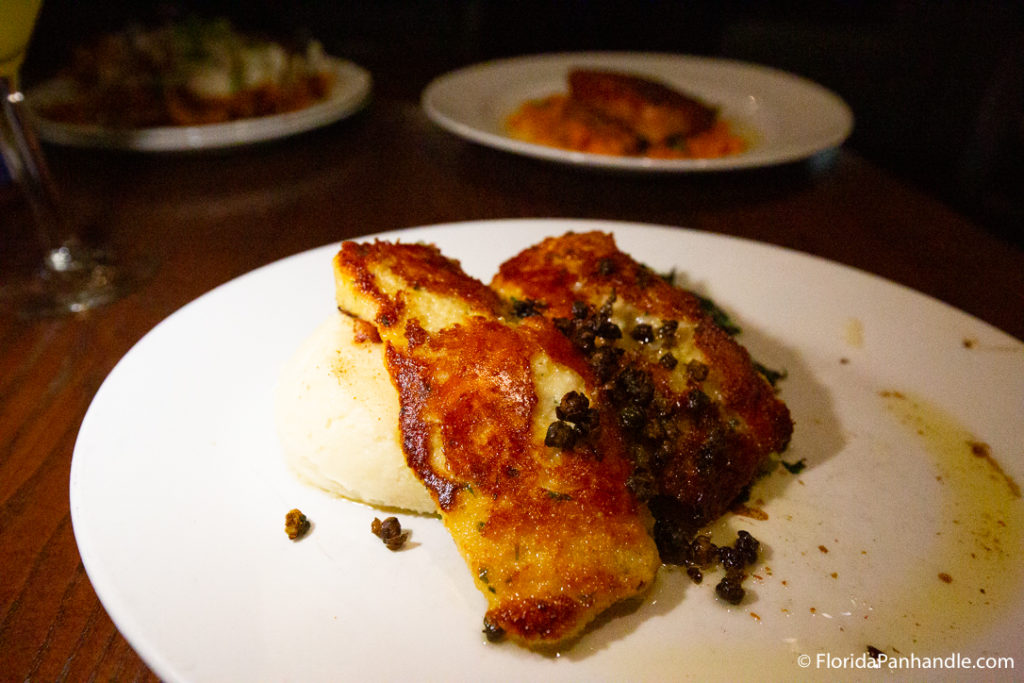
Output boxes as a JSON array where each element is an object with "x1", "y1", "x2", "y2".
[{"x1": 781, "y1": 458, "x2": 807, "y2": 474}]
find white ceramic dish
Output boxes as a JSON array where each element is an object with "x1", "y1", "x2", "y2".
[
  {"x1": 422, "y1": 52, "x2": 853, "y2": 172},
  {"x1": 71, "y1": 219, "x2": 1023, "y2": 682},
  {"x1": 28, "y1": 57, "x2": 371, "y2": 152}
]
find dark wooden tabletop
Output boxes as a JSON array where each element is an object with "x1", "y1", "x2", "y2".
[{"x1": 2, "y1": 95, "x2": 1023, "y2": 681}]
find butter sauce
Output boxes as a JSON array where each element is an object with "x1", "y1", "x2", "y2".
[
  {"x1": 876, "y1": 389, "x2": 1022, "y2": 647},
  {"x1": 577, "y1": 388, "x2": 1022, "y2": 678}
]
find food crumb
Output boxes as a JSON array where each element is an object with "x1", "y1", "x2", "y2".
[
  {"x1": 285, "y1": 508, "x2": 311, "y2": 540},
  {"x1": 731, "y1": 502, "x2": 769, "y2": 520},
  {"x1": 371, "y1": 516, "x2": 410, "y2": 550}
]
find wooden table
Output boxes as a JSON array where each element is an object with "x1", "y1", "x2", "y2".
[{"x1": 2, "y1": 97, "x2": 1022, "y2": 681}]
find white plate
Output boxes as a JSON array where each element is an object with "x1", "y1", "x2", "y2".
[
  {"x1": 71, "y1": 219, "x2": 1023, "y2": 682},
  {"x1": 28, "y1": 57, "x2": 372, "y2": 152},
  {"x1": 422, "y1": 53, "x2": 853, "y2": 172}
]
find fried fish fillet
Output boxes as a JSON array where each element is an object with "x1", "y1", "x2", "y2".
[
  {"x1": 568, "y1": 69, "x2": 717, "y2": 144},
  {"x1": 492, "y1": 232, "x2": 793, "y2": 554},
  {"x1": 333, "y1": 240, "x2": 659, "y2": 646}
]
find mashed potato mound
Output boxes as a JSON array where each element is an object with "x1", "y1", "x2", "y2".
[{"x1": 274, "y1": 312, "x2": 436, "y2": 514}]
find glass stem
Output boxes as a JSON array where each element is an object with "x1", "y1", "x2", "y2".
[{"x1": 0, "y1": 74, "x2": 70, "y2": 269}]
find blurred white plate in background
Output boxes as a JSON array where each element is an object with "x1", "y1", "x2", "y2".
[{"x1": 422, "y1": 52, "x2": 853, "y2": 172}]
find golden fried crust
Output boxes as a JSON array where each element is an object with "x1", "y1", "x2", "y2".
[
  {"x1": 334, "y1": 239, "x2": 659, "y2": 646},
  {"x1": 568, "y1": 69, "x2": 717, "y2": 143},
  {"x1": 334, "y1": 240, "x2": 500, "y2": 332},
  {"x1": 492, "y1": 231, "x2": 793, "y2": 530}
]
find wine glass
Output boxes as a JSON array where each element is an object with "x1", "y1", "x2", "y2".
[{"x1": 1, "y1": 0, "x2": 144, "y2": 317}]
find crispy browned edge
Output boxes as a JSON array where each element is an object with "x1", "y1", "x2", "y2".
[{"x1": 493, "y1": 230, "x2": 793, "y2": 529}]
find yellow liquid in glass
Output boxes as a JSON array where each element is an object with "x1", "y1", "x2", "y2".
[{"x1": 0, "y1": 0, "x2": 44, "y2": 81}]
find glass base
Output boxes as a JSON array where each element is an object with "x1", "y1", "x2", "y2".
[
  {"x1": 1, "y1": 237, "x2": 150, "y2": 318},
  {"x1": 2, "y1": 73, "x2": 154, "y2": 319}
]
